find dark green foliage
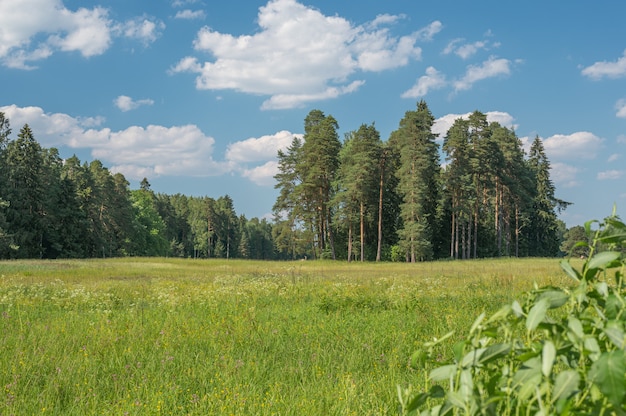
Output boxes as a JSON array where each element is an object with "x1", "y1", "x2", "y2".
[
  {"x1": 391, "y1": 101, "x2": 440, "y2": 262},
  {"x1": 333, "y1": 123, "x2": 382, "y2": 261},
  {"x1": 2, "y1": 124, "x2": 46, "y2": 258},
  {"x1": 561, "y1": 225, "x2": 590, "y2": 258},
  {"x1": 527, "y1": 136, "x2": 571, "y2": 257},
  {"x1": 0, "y1": 104, "x2": 569, "y2": 261},
  {"x1": 400, "y1": 211, "x2": 626, "y2": 415}
]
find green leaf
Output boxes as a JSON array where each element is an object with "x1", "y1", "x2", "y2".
[
  {"x1": 603, "y1": 323, "x2": 625, "y2": 350},
  {"x1": 459, "y1": 370, "x2": 473, "y2": 401},
  {"x1": 486, "y1": 304, "x2": 512, "y2": 324},
  {"x1": 594, "y1": 281, "x2": 609, "y2": 297},
  {"x1": 584, "y1": 337, "x2": 601, "y2": 360},
  {"x1": 552, "y1": 370, "x2": 580, "y2": 402},
  {"x1": 590, "y1": 251, "x2": 622, "y2": 269},
  {"x1": 429, "y1": 364, "x2": 457, "y2": 382},
  {"x1": 605, "y1": 294, "x2": 622, "y2": 320},
  {"x1": 429, "y1": 385, "x2": 445, "y2": 398},
  {"x1": 411, "y1": 350, "x2": 428, "y2": 369},
  {"x1": 567, "y1": 317, "x2": 584, "y2": 343},
  {"x1": 560, "y1": 260, "x2": 581, "y2": 282},
  {"x1": 536, "y1": 289, "x2": 569, "y2": 309},
  {"x1": 469, "y1": 312, "x2": 486, "y2": 335},
  {"x1": 526, "y1": 298, "x2": 549, "y2": 331},
  {"x1": 585, "y1": 251, "x2": 621, "y2": 279},
  {"x1": 461, "y1": 348, "x2": 485, "y2": 368},
  {"x1": 478, "y1": 343, "x2": 511, "y2": 365},
  {"x1": 405, "y1": 392, "x2": 429, "y2": 412},
  {"x1": 511, "y1": 300, "x2": 524, "y2": 318},
  {"x1": 590, "y1": 351, "x2": 626, "y2": 407},
  {"x1": 517, "y1": 371, "x2": 543, "y2": 401},
  {"x1": 542, "y1": 341, "x2": 556, "y2": 377},
  {"x1": 446, "y1": 391, "x2": 466, "y2": 409}
]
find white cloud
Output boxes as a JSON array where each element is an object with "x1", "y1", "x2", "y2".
[
  {"x1": 0, "y1": 0, "x2": 113, "y2": 68},
  {"x1": 581, "y1": 49, "x2": 626, "y2": 80},
  {"x1": 0, "y1": 104, "x2": 297, "y2": 186},
  {"x1": 414, "y1": 20, "x2": 443, "y2": 41},
  {"x1": 543, "y1": 132, "x2": 603, "y2": 160},
  {"x1": 597, "y1": 170, "x2": 625, "y2": 180},
  {"x1": 261, "y1": 81, "x2": 365, "y2": 110},
  {"x1": 433, "y1": 111, "x2": 517, "y2": 139},
  {"x1": 93, "y1": 125, "x2": 225, "y2": 178},
  {"x1": 170, "y1": 0, "x2": 435, "y2": 109},
  {"x1": 401, "y1": 66, "x2": 446, "y2": 98},
  {"x1": 454, "y1": 56, "x2": 511, "y2": 91},
  {"x1": 616, "y1": 99, "x2": 626, "y2": 118},
  {"x1": 242, "y1": 161, "x2": 280, "y2": 186},
  {"x1": 0, "y1": 105, "x2": 225, "y2": 179},
  {"x1": 225, "y1": 130, "x2": 299, "y2": 163},
  {"x1": 0, "y1": 0, "x2": 163, "y2": 68},
  {"x1": 551, "y1": 162, "x2": 580, "y2": 188},
  {"x1": 226, "y1": 131, "x2": 301, "y2": 185},
  {"x1": 115, "y1": 17, "x2": 165, "y2": 45},
  {"x1": 174, "y1": 9, "x2": 206, "y2": 20},
  {"x1": 455, "y1": 41, "x2": 487, "y2": 59},
  {"x1": 608, "y1": 153, "x2": 621, "y2": 163},
  {"x1": 172, "y1": 0, "x2": 200, "y2": 7},
  {"x1": 114, "y1": 95, "x2": 155, "y2": 112},
  {"x1": 444, "y1": 39, "x2": 489, "y2": 59},
  {"x1": 367, "y1": 14, "x2": 407, "y2": 29}
]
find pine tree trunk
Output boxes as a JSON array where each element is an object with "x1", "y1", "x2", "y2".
[
  {"x1": 347, "y1": 220, "x2": 353, "y2": 262},
  {"x1": 450, "y1": 205, "x2": 456, "y2": 259},
  {"x1": 360, "y1": 201, "x2": 365, "y2": 262},
  {"x1": 376, "y1": 157, "x2": 384, "y2": 262}
]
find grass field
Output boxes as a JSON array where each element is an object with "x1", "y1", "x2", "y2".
[{"x1": 0, "y1": 257, "x2": 574, "y2": 415}]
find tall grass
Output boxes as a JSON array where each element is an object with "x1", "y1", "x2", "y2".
[{"x1": 0, "y1": 258, "x2": 570, "y2": 415}]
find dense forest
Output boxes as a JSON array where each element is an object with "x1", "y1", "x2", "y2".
[{"x1": 0, "y1": 101, "x2": 571, "y2": 261}]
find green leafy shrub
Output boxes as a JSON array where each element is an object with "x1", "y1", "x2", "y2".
[{"x1": 400, "y1": 210, "x2": 626, "y2": 415}]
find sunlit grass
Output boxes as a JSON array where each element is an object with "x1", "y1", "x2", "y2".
[{"x1": 0, "y1": 257, "x2": 573, "y2": 414}]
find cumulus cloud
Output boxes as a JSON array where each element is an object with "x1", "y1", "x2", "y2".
[
  {"x1": 581, "y1": 49, "x2": 626, "y2": 80},
  {"x1": 225, "y1": 130, "x2": 299, "y2": 163},
  {"x1": 415, "y1": 20, "x2": 443, "y2": 41},
  {"x1": 261, "y1": 81, "x2": 365, "y2": 110},
  {"x1": 443, "y1": 38, "x2": 491, "y2": 59},
  {"x1": 616, "y1": 99, "x2": 626, "y2": 118},
  {"x1": 0, "y1": 104, "x2": 297, "y2": 186},
  {"x1": 597, "y1": 170, "x2": 625, "y2": 180},
  {"x1": 0, "y1": 0, "x2": 163, "y2": 69},
  {"x1": 543, "y1": 132, "x2": 603, "y2": 160},
  {"x1": 454, "y1": 56, "x2": 511, "y2": 91},
  {"x1": 172, "y1": 0, "x2": 200, "y2": 7},
  {"x1": 401, "y1": 66, "x2": 446, "y2": 98},
  {"x1": 551, "y1": 162, "x2": 580, "y2": 188},
  {"x1": 174, "y1": 9, "x2": 206, "y2": 20},
  {"x1": 170, "y1": 0, "x2": 437, "y2": 109},
  {"x1": 608, "y1": 153, "x2": 621, "y2": 163},
  {"x1": 226, "y1": 131, "x2": 300, "y2": 185},
  {"x1": 433, "y1": 111, "x2": 517, "y2": 139},
  {"x1": 114, "y1": 95, "x2": 155, "y2": 112},
  {"x1": 242, "y1": 161, "x2": 280, "y2": 186},
  {"x1": 115, "y1": 17, "x2": 165, "y2": 45},
  {"x1": 0, "y1": 104, "x2": 226, "y2": 180},
  {"x1": 368, "y1": 13, "x2": 406, "y2": 29}
]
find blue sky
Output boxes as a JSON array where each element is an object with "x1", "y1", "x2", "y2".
[{"x1": 1, "y1": 0, "x2": 625, "y2": 227}]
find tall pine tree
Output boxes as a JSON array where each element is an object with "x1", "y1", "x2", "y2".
[{"x1": 391, "y1": 101, "x2": 440, "y2": 262}]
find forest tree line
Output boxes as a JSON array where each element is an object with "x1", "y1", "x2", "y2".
[{"x1": 0, "y1": 101, "x2": 570, "y2": 261}]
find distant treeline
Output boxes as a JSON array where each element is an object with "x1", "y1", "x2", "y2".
[{"x1": 0, "y1": 101, "x2": 569, "y2": 261}]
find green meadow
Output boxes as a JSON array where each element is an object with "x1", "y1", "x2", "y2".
[{"x1": 0, "y1": 258, "x2": 573, "y2": 415}]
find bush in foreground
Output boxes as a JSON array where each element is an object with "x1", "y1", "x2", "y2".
[{"x1": 400, "y1": 209, "x2": 626, "y2": 415}]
